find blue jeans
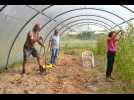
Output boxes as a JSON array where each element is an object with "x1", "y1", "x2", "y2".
[{"x1": 50, "y1": 48, "x2": 59, "y2": 64}]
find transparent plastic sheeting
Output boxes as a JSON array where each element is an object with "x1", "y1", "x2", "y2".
[
  {"x1": 0, "y1": 5, "x2": 4, "y2": 9},
  {"x1": 0, "y1": 5, "x2": 134, "y2": 68}
]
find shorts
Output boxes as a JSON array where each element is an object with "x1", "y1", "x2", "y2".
[{"x1": 23, "y1": 47, "x2": 38, "y2": 60}]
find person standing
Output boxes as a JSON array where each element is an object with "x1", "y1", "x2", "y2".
[
  {"x1": 48, "y1": 30, "x2": 60, "y2": 67},
  {"x1": 106, "y1": 31, "x2": 122, "y2": 81}
]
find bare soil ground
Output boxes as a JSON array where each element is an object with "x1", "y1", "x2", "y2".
[{"x1": 0, "y1": 53, "x2": 123, "y2": 94}]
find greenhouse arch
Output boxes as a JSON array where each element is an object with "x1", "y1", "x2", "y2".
[{"x1": 0, "y1": 5, "x2": 134, "y2": 69}]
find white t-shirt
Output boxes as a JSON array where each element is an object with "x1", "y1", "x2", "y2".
[{"x1": 50, "y1": 35, "x2": 60, "y2": 49}]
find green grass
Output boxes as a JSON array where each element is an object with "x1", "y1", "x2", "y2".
[
  {"x1": 61, "y1": 39, "x2": 97, "y2": 55},
  {"x1": 97, "y1": 35, "x2": 107, "y2": 55}
]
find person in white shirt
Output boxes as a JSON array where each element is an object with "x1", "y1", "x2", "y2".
[{"x1": 48, "y1": 30, "x2": 60, "y2": 66}]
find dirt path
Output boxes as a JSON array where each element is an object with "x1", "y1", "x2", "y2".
[{"x1": 0, "y1": 53, "x2": 123, "y2": 94}]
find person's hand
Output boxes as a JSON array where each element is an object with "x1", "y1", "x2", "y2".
[
  {"x1": 118, "y1": 30, "x2": 124, "y2": 35},
  {"x1": 42, "y1": 44, "x2": 45, "y2": 48},
  {"x1": 39, "y1": 36, "x2": 43, "y2": 41}
]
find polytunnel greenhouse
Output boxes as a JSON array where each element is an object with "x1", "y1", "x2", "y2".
[{"x1": 0, "y1": 5, "x2": 134, "y2": 94}]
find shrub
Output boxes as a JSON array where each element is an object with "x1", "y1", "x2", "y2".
[
  {"x1": 115, "y1": 36, "x2": 134, "y2": 84},
  {"x1": 97, "y1": 34, "x2": 107, "y2": 55}
]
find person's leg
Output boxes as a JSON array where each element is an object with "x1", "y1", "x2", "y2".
[
  {"x1": 36, "y1": 56, "x2": 41, "y2": 66},
  {"x1": 53, "y1": 49, "x2": 58, "y2": 65},
  {"x1": 36, "y1": 56, "x2": 44, "y2": 73},
  {"x1": 22, "y1": 48, "x2": 30, "y2": 74},
  {"x1": 108, "y1": 58, "x2": 113, "y2": 78},
  {"x1": 50, "y1": 48, "x2": 55, "y2": 64},
  {"x1": 106, "y1": 51, "x2": 113, "y2": 78},
  {"x1": 109, "y1": 52, "x2": 116, "y2": 79},
  {"x1": 32, "y1": 48, "x2": 44, "y2": 73},
  {"x1": 22, "y1": 57, "x2": 26, "y2": 74}
]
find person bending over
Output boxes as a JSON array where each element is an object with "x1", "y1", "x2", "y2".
[{"x1": 22, "y1": 24, "x2": 45, "y2": 74}]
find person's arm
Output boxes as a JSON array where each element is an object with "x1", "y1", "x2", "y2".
[
  {"x1": 27, "y1": 31, "x2": 32, "y2": 39},
  {"x1": 37, "y1": 36, "x2": 45, "y2": 47},
  {"x1": 38, "y1": 40, "x2": 45, "y2": 47},
  {"x1": 48, "y1": 36, "x2": 52, "y2": 49},
  {"x1": 115, "y1": 33, "x2": 122, "y2": 42},
  {"x1": 48, "y1": 40, "x2": 52, "y2": 49},
  {"x1": 116, "y1": 34, "x2": 122, "y2": 41},
  {"x1": 113, "y1": 30, "x2": 122, "y2": 39},
  {"x1": 107, "y1": 37, "x2": 112, "y2": 41}
]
